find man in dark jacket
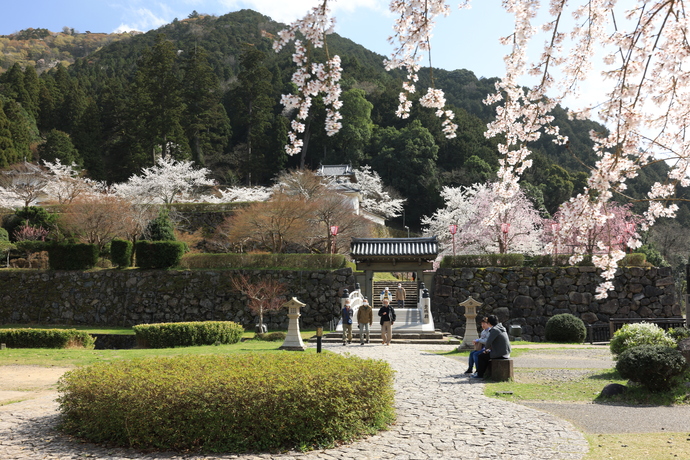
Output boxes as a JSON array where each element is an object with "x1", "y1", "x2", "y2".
[
  {"x1": 472, "y1": 315, "x2": 511, "y2": 378},
  {"x1": 378, "y1": 299, "x2": 396, "y2": 346}
]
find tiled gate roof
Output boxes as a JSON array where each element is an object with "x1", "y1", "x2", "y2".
[{"x1": 350, "y1": 237, "x2": 438, "y2": 261}]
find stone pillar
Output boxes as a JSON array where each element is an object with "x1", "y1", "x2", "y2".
[
  {"x1": 280, "y1": 297, "x2": 306, "y2": 351},
  {"x1": 460, "y1": 296, "x2": 482, "y2": 349}
]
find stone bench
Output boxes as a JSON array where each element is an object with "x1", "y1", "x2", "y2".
[{"x1": 487, "y1": 358, "x2": 514, "y2": 381}]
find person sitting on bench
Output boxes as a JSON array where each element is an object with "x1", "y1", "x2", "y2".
[{"x1": 471, "y1": 315, "x2": 511, "y2": 379}]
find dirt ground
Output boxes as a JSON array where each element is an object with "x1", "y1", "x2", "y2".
[{"x1": 0, "y1": 365, "x2": 72, "y2": 405}]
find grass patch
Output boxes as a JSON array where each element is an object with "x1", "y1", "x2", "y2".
[
  {"x1": 487, "y1": 369, "x2": 627, "y2": 402},
  {"x1": 584, "y1": 433, "x2": 690, "y2": 460}
]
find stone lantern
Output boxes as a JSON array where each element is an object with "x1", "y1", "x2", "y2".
[
  {"x1": 279, "y1": 297, "x2": 307, "y2": 351},
  {"x1": 460, "y1": 296, "x2": 482, "y2": 349}
]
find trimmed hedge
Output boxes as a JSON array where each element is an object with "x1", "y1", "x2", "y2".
[
  {"x1": 132, "y1": 321, "x2": 244, "y2": 348},
  {"x1": 616, "y1": 345, "x2": 688, "y2": 392},
  {"x1": 135, "y1": 240, "x2": 186, "y2": 269},
  {"x1": 0, "y1": 328, "x2": 95, "y2": 349},
  {"x1": 57, "y1": 353, "x2": 395, "y2": 453},
  {"x1": 178, "y1": 253, "x2": 348, "y2": 270},
  {"x1": 440, "y1": 253, "x2": 525, "y2": 268},
  {"x1": 110, "y1": 239, "x2": 133, "y2": 268},
  {"x1": 47, "y1": 243, "x2": 99, "y2": 270},
  {"x1": 545, "y1": 313, "x2": 587, "y2": 343}
]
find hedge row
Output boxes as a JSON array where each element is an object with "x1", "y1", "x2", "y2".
[
  {"x1": 110, "y1": 239, "x2": 133, "y2": 268},
  {"x1": 0, "y1": 328, "x2": 95, "y2": 349},
  {"x1": 134, "y1": 240, "x2": 186, "y2": 269},
  {"x1": 47, "y1": 243, "x2": 99, "y2": 270},
  {"x1": 132, "y1": 321, "x2": 244, "y2": 348},
  {"x1": 57, "y1": 353, "x2": 395, "y2": 453},
  {"x1": 178, "y1": 253, "x2": 348, "y2": 270},
  {"x1": 441, "y1": 253, "x2": 647, "y2": 268}
]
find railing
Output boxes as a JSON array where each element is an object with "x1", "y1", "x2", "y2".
[{"x1": 585, "y1": 317, "x2": 687, "y2": 343}]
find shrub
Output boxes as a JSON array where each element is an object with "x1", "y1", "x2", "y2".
[
  {"x1": 135, "y1": 240, "x2": 185, "y2": 269},
  {"x1": 57, "y1": 353, "x2": 395, "y2": 452},
  {"x1": 0, "y1": 328, "x2": 95, "y2": 349},
  {"x1": 668, "y1": 327, "x2": 690, "y2": 344},
  {"x1": 440, "y1": 253, "x2": 525, "y2": 268},
  {"x1": 47, "y1": 243, "x2": 99, "y2": 269},
  {"x1": 616, "y1": 345, "x2": 688, "y2": 392},
  {"x1": 145, "y1": 209, "x2": 176, "y2": 241},
  {"x1": 544, "y1": 313, "x2": 587, "y2": 343},
  {"x1": 110, "y1": 239, "x2": 133, "y2": 268},
  {"x1": 178, "y1": 253, "x2": 348, "y2": 270},
  {"x1": 610, "y1": 322, "x2": 677, "y2": 359},
  {"x1": 255, "y1": 331, "x2": 287, "y2": 341},
  {"x1": 132, "y1": 321, "x2": 244, "y2": 348}
]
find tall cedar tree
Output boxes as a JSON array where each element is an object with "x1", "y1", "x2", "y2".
[
  {"x1": 180, "y1": 46, "x2": 231, "y2": 167},
  {"x1": 130, "y1": 34, "x2": 189, "y2": 165},
  {"x1": 228, "y1": 45, "x2": 278, "y2": 185}
]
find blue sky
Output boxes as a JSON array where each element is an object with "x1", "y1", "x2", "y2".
[{"x1": 0, "y1": 0, "x2": 513, "y2": 80}]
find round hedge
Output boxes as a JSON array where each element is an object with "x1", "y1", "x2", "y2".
[
  {"x1": 616, "y1": 345, "x2": 688, "y2": 392},
  {"x1": 544, "y1": 313, "x2": 587, "y2": 343},
  {"x1": 57, "y1": 353, "x2": 395, "y2": 453},
  {"x1": 609, "y1": 322, "x2": 676, "y2": 359}
]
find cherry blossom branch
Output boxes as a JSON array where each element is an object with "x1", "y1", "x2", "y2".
[{"x1": 271, "y1": 0, "x2": 343, "y2": 155}]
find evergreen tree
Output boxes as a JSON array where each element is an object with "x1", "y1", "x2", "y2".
[
  {"x1": 228, "y1": 45, "x2": 275, "y2": 184},
  {"x1": 37, "y1": 129, "x2": 81, "y2": 166},
  {"x1": 131, "y1": 34, "x2": 189, "y2": 164},
  {"x1": 0, "y1": 102, "x2": 18, "y2": 167},
  {"x1": 180, "y1": 46, "x2": 231, "y2": 167},
  {"x1": 145, "y1": 208, "x2": 176, "y2": 241}
]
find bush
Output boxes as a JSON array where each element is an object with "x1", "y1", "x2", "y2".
[
  {"x1": 132, "y1": 321, "x2": 244, "y2": 348},
  {"x1": 616, "y1": 345, "x2": 688, "y2": 392},
  {"x1": 668, "y1": 327, "x2": 690, "y2": 344},
  {"x1": 145, "y1": 209, "x2": 176, "y2": 241},
  {"x1": 135, "y1": 240, "x2": 186, "y2": 269},
  {"x1": 178, "y1": 253, "x2": 348, "y2": 270},
  {"x1": 544, "y1": 313, "x2": 587, "y2": 343},
  {"x1": 47, "y1": 243, "x2": 99, "y2": 269},
  {"x1": 255, "y1": 331, "x2": 287, "y2": 341},
  {"x1": 110, "y1": 239, "x2": 133, "y2": 268},
  {"x1": 57, "y1": 353, "x2": 395, "y2": 452},
  {"x1": 440, "y1": 253, "x2": 525, "y2": 268},
  {"x1": 609, "y1": 322, "x2": 677, "y2": 359},
  {"x1": 0, "y1": 328, "x2": 95, "y2": 349}
]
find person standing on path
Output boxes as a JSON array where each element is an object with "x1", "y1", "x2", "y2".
[
  {"x1": 357, "y1": 298, "x2": 373, "y2": 345},
  {"x1": 396, "y1": 283, "x2": 406, "y2": 309},
  {"x1": 472, "y1": 315, "x2": 511, "y2": 378},
  {"x1": 341, "y1": 300, "x2": 353, "y2": 345},
  {"x1": 378, "y1": 298, "x2": 396, "y2": 345}
]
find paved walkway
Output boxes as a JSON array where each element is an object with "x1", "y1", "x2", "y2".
[{"x1": 0, "y1": 344, "x2": 589, "y2": 460}]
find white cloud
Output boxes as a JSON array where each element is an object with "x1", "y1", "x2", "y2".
[{"x1": 112, "y1": 6, "x2": 170, "y2": 34}]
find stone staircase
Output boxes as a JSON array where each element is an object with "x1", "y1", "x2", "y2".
[
  {"x1": 316, "y1": 279, "x2": 459, "y2": 345},
  {"x1": 372, "y1": 280, "x2": 419, "y2": 309}
]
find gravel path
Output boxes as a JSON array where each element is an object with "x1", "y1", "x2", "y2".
[{"x1": 0, "y1": 343, "x2": 589, "y2": 460}]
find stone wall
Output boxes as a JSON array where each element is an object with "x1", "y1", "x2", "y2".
[
  {"x1": 433, "y1": 266, "x2": 682, "y2": 341},
  {"x1": 0, "y1": 269, "x2": 355, "y2": 330},
  {"x1": 0, "y1": 266, "x2": 683, "y2": 341}
]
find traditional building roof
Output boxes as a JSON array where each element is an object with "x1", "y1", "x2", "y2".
[
  {"x1": 316, "y1": 164, "x2": 357, "y2": 182},
  {"x1": 350, "y1": 237, "x2": 439, "y2": 261}
]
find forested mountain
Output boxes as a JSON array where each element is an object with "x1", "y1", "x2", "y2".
[{"x1": 0, "y1": 9, "x2": 685, "y2": 229}]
